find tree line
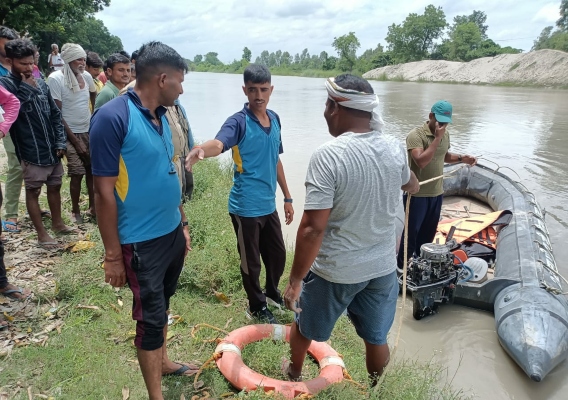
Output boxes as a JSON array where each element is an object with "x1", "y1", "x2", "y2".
[
  {"x1": 532, "y1": 0, "x2": 568, "y2": 52},
  {"x1": 189, "y1": 5, "x2": 528, "y2": 75},
  {"x1": 1, "y1": 1, "x2": 122, "y2": 70}
]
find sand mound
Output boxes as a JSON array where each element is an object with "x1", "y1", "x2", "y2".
[{"x1": 363, "y1": 49, "x2": 568, "y2": 87}]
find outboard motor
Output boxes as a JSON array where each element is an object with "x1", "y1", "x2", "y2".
[{"x1": 399, "y1": 242, "x2": 463, "y2": 320}]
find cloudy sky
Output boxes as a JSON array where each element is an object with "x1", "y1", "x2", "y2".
[{"x1": 98, "y1": 0, "x2": 561, "y2": 62}]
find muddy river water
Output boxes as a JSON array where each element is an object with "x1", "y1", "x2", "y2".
[{"x1": 182, "y1": 72, "x2": 568, "y2": 399}]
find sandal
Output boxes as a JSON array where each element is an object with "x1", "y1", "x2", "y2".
[
  {"x1": 163, "y1": 362, "x2": 199, "y2": 377},
  {"x1": 0, "y1": 286, "x2": 31, "y2": 301},
  {"x1": 1, "y1": 220, "x2": 20, "y2": 233}
]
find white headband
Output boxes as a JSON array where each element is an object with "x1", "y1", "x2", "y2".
[{"x1": 325, "y1": 77, "x2": 384, "y2": 132}]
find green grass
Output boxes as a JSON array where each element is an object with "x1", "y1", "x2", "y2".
[{"x1": 0, "y1": 159, "x2": 467, "y2": 399}]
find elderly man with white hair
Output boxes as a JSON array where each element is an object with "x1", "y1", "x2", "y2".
[
  {"x1": 48, "y1": 43, "x2": 97, "y2": 224},
  {"x1": 282, "y1": 74, "x2": 419, "y2": 386}
]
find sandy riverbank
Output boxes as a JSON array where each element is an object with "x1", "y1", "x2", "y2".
[{"x1": 363, "y1": 49, "x2": 568, "y2": 87}]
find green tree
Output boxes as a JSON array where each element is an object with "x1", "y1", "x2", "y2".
[
  {"x1": 558, "y1": 0, "x2": 568, "y2": 31},
  {"x1": 332, "y1": 32, "x2": 360, "y2": 71},
  {"x1": 37, "y1": 16, "x2": 122, "y2": 60},
  {"x1": 281, "y1": 51, "x2": 292, "y2": 66},
  {"x1": 0, "y1": 0, "x2": 110, "y2": 34},
  {"x1": 193, "y1": 54, "x2": 203, "y2": 64},
  {"x1": 242, "y1": 47, "x2": 251, "y2": 62},
  {"x1": 447, "y1": 22, "x2": 483, "y2": 61},
  {"x1": 358, "y1": 43, "x2": 387, "y2": 71},
  {"x1": 532, "y1": 1, "x2": 568, "y2": 52},
  {"x1": 386, "y1": 5, "x2": 447, "y2": 63},
  {"x1": 451, "y1": 10, "x2": 488, "y2": 39},
  {"x1": 204, "y1": 52, "x2": 221, "y2": 65}
]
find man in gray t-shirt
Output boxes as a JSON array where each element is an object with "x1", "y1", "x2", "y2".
[{"x1": 283, "y1": 74, "x2": 419, "y2": 385}]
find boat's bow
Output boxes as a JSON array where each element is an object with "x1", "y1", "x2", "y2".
[{"x1": 495, "y1": 284, "x2": 568, "y2": 381}]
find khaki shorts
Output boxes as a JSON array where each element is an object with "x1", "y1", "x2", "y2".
[
  {"x1": 66, "y1": 132, "x2": 90, "y2": 176},
  {"x1": 21, "y1": 161, "x2": 64, "y2": 190}
]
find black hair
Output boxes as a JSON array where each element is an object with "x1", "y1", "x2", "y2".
[
  {"x1": 86, "y1": 51, "x2": 103, "y2": 68},
  {"x1": 106, "y1": 53, "x2": 131, "y2": 70},
  {"x1": 0, "y1": 26, "x2": 18, "y2": 41},
  {"x1": 118, "y1": 50, "x2": 130, "y2": 59},
  {"x1": 5, "y1": 39, "x2": 35, "y2": 59},
  {"x1": 135, "y1": 41, "x2": 188, "y2": 82},
  {"x1": 102, "y1": 59, "x2": 108, "y2": 71},
  {"x1": 334, "y1": 74, "x2": 374, "y2": 94},
  {"x1": 243, "y1": 64, "x2": 271, "y2": 84},
  {"x1": 131, "y1": 50, "x2": 139, "y2": 61}
]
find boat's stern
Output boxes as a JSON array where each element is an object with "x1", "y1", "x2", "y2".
[{"x1": 494, "y1": 284, "x2": 568, "y2": 381}]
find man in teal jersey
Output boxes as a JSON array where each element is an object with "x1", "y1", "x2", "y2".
[
  {"x1": 90, "y1": 41, "x2": 197, "y2": 400},
  {"x1": 186, "y1": 64, "x2": 294, "y2": 324}
]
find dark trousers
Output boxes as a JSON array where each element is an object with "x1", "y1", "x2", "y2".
[
  {"x1": 0, "y1": 185, "x2": 6, "y2": 288},
  {"x1": 397, "y1": 194, "x2": 443, "y2": 268},
  {"x1": 230, "y1": 211, "x2": 286, "y2": 312}
]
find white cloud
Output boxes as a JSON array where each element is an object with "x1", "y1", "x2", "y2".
[
  {"x1": 532, "y1": 3, "x2": 561, "y2": 24},
  {"x1": 97, "y1": 0, "x2": 561, "y2": 61}
]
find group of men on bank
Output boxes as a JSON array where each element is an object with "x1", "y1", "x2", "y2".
[
  {"x1": 0, "y1": 28, "x2": 194, "y2": 334},
  {"x1": 2, "y1": 28, "x2": 477, "y2": 399}
]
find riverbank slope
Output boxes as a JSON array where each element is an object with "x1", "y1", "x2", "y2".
[{"x1": 363, "y1": 49, "x2": 568, "y2": 87}]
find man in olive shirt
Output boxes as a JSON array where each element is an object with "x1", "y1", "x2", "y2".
[
  {"x1": 93, "y1": 53, "x2": 130, "y2": 111},
  {"x1": 397, "y1": 101, "x2": 477, "y2": 268}
]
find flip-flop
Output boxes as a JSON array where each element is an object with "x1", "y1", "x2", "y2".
[
  {"x1": 41, "y1": 210, "x2": 51, "y2": 218},
  {"x1": 1, "y1": 220, "x2": 20, "y2": 233},
  {"x1": 38, "y1": 241, "x2": 61, "y2": 251},
  {"x1": 0, "y1": 287, "x2": 31, "y2": 301},
  {"x1": 163, "y1": 362, "x2": 199, "y2": 377}
]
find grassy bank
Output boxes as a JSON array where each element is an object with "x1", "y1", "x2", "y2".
[{"x1": 0, "y1": 159, "x2": 465, "y2": 399}]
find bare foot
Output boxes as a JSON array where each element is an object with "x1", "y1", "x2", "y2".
[
  {"x1": 52, "y1": 225, "x2": 78, "y2": 235},
  {"x1": 70, "y1": 213, "x2": 84, "y2": 224}
]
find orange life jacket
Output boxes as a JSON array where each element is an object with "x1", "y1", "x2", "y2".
[{"x1": 434, "y1": 210, "x2": 510, "y2": 250}]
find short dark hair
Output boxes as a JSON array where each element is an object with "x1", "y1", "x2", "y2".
[
  {"x1": 5, "y1": 39, "x2": 35, "y2": 59},
  {"x1": 135, "y1": 41, "x2": 188, "y2": 82},
  {"x1": 86, "y1": 51, "x2": 103, "y2": 68},
  {"x1": 118, "y1": 50, "x2": 130, "y2": 59},
  {"x1": 131, "y1": 50, "x2": 139, "y2": 61},
  {"x1": 106, "y1": 53, "x2": 131, "y2": 70},
  {"x1": 334, "y1": 74, "x2": 374, "y2": 94},
  {"x1": 244, "y1": 64, "x2": 271, "y2": 84},
  {"x1": 0, "y1": 26, "x2": 18, "y2": 41}
]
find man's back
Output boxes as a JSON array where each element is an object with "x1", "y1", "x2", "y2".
[{"x1": 306, "y1": 131, "x2": 410, "y2": 284}]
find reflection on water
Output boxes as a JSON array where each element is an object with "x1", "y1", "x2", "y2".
[{"x1": 181, "y1": 73, "x2": 568, "y2": 400}]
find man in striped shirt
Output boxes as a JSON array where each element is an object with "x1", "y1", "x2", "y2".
[{"x1": 0, "y1": 39, "x2": 73, "y2": 249}]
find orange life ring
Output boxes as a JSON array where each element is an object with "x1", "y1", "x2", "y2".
[{"x1": 215, "y1": 324, "x2": 345, "y2": 398}]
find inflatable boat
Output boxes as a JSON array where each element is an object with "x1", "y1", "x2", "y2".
[{"x1": 398, "y1": 163, "x2": 568, "y2": 382}]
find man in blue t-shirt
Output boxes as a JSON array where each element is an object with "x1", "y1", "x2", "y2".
[
  {"x1": 90, "y1": 41, "x2": 197, "y2": 399},
  {"x1": 186, "y1": 64, "x2": 294, "y2": 324}
]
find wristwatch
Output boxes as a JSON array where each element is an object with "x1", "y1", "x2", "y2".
[
  {"x1": 181, "y1": 221, "x2": 189, "y2": 227},
  {"x1": 458, "y1": 154, "x2": 463, "y2": 162},
  {"x1": 284, "y1": 198, "x2": 293, "y2": 203}
]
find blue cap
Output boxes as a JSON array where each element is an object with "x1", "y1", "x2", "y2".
[{"x1": 431, "y1": 100, "x2": 452, "y2": 123}]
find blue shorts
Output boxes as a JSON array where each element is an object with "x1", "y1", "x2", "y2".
[{"x1": 296, "y1": 271, "x2": 398, "y2": 345}]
